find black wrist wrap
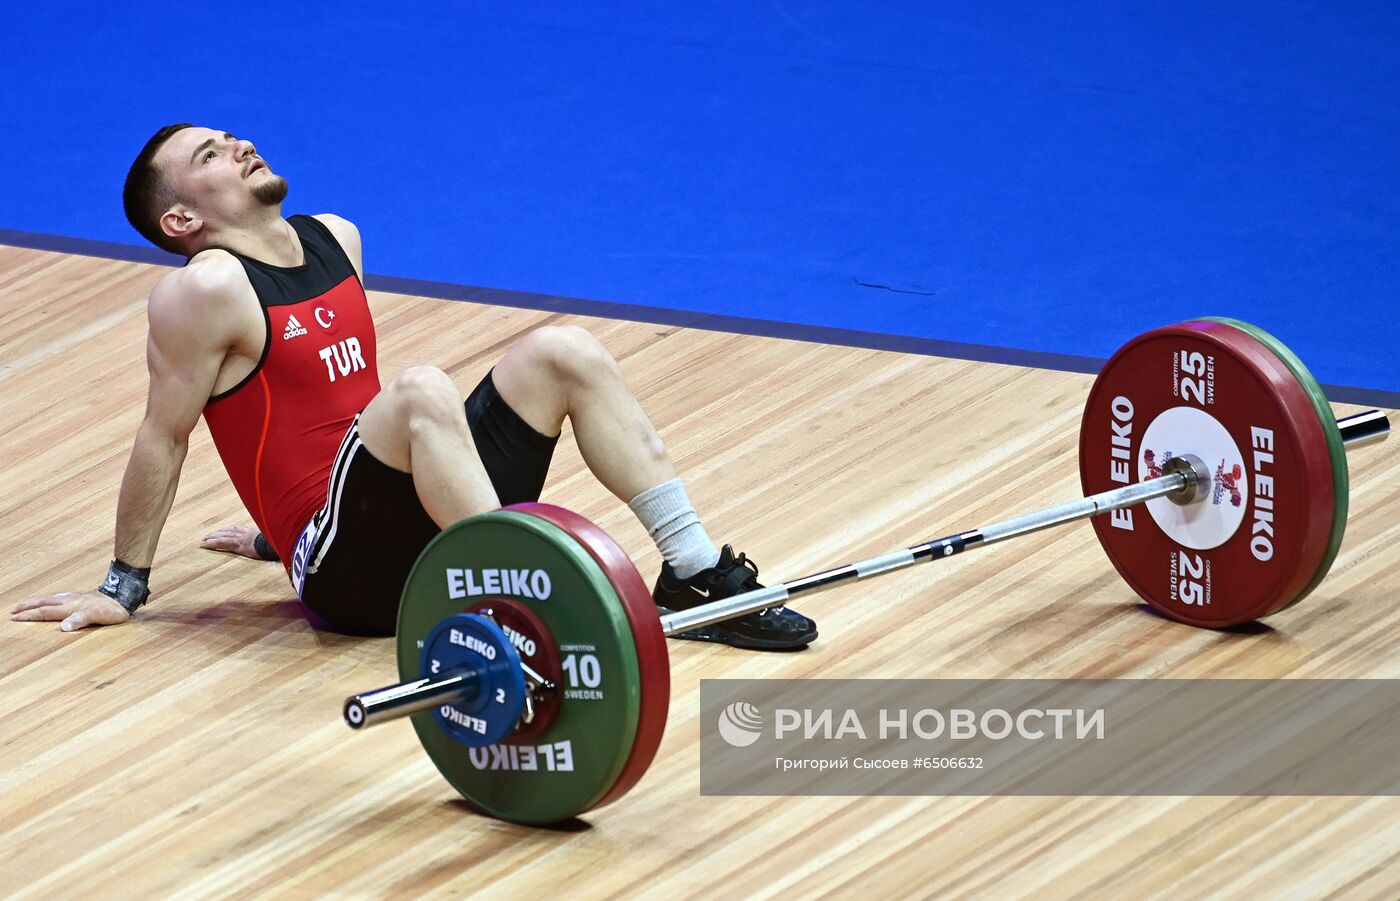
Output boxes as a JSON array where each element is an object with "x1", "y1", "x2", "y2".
[
  {"x1": 253, "y1": 532, "x2": 280, "y2": 562},
  {"x1": 97, "y1": 559, "x2": 151, "y2": 613}
]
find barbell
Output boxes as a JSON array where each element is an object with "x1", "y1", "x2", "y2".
[{"x1": 342, "y1": 318, "x2": 1390, "y2": 824}]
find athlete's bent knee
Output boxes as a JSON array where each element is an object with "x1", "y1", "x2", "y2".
[
  {"x1": 390, "y1": 366, "x2": 461, "y2": 423},
  {"x1": 528, "y1": 325, "x2": 617, "y2": 385}
]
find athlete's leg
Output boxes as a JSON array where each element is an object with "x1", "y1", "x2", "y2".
[
  {"x1": 492, "y1": 325, "x2": 722, "y2": 578},
  {"x1": 491, "y1": 325, "x2": 677, "y2": 502},
  {"x1": 357, "y1": 365, "x2": 500, "y2": 526},
  {"x1": 491, "y1": 324, "x2": 815, "y2": 649}
]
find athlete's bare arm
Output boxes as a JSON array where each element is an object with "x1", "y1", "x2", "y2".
[
  {"x1": 202, "y1": 215, "x2": 363, "y2": 562},
  {"x1": 12, "y1": 253, "x2": 260, "y2": 630}
]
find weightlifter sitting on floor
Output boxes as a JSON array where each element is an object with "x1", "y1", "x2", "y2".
[{"x1": 11, "y1": 124, "x2": 816, "y2": 651}]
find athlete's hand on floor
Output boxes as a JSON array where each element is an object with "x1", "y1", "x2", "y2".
[
  {"x1": 201, "y1": 525, "x2": 264, "y2": 559},
  {"x1": 11, "y1": 591, "x2": 130, "y2": 631}
]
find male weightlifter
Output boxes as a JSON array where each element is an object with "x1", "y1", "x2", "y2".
[{"x1": 11, "y1": 124, "x2": 816, "y2": 650}]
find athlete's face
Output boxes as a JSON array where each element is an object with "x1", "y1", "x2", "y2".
[{"x1": 155, "y1": 126, "x2": 289, "y2": 242}]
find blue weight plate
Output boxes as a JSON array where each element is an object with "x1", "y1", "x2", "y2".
[{"x1": 420, "y1": 613, "x2": 527, "y2": 747}]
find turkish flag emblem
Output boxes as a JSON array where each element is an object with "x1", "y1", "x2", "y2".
[{"x1": 313, "y1": 305, "x2": 340, "y2": 335}]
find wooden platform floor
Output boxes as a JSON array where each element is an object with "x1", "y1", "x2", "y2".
[{"x1": 2, "y1": 245, "x2": 1398, "y2": 899}]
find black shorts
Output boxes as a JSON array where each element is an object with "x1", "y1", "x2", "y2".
[{"x1": 292, "y1": 370, "x2": 558, "y2": 636}]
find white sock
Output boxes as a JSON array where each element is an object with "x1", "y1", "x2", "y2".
[{"x1": 628, "y1": 479, "x2": 721, "y2": 579}]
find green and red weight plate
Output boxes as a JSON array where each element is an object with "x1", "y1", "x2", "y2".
[
  {"x1": 1079, "y1": 319, "x2": 1346, "y2": 627},
  {"x1": 396, "y1": 505, "x2": 669, "y2": 824},
  {"x1": 508, "y1": 504, "x2": 670, "y2": 812}
]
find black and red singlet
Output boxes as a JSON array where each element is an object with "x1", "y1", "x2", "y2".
[{"x1": 201, "y1": 215, "x2": 380, "y2": 569}]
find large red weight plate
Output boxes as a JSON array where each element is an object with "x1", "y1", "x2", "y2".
[
  {"x1": 506, "y1": 503, "x2": 671, "y2": 813},
  {"x1": 1079, "y1": 320, "x2": 1337, "y2": 627}
]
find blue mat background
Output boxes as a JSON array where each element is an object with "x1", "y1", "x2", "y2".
[{"x1": 2, "y1": 2, "x2": 1397, "y2": 401}]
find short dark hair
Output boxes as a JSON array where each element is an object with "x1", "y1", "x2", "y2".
[{"x1": 123, "y1": 123, "x2": 193, "y2": 254}]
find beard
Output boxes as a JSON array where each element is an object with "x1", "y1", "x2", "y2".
[{"x1": 251, "y1": 174, "x2": 289, "y2": 206}]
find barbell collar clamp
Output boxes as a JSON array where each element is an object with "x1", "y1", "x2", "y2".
[
  {"x1": 1163, "y1": 454, "x2": 1213, "y2": 506},
  {"x1": 518, "y1": 659, "x2": 556, "y2": 727}
]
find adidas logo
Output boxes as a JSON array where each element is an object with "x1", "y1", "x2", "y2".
[{"x1": 283, "y1": 315, "x2": 308, "y2": 340}]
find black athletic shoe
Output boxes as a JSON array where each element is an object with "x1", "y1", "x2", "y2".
[{"x1": 653, "y1": 545, "x2": 817, "y2": 651}]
